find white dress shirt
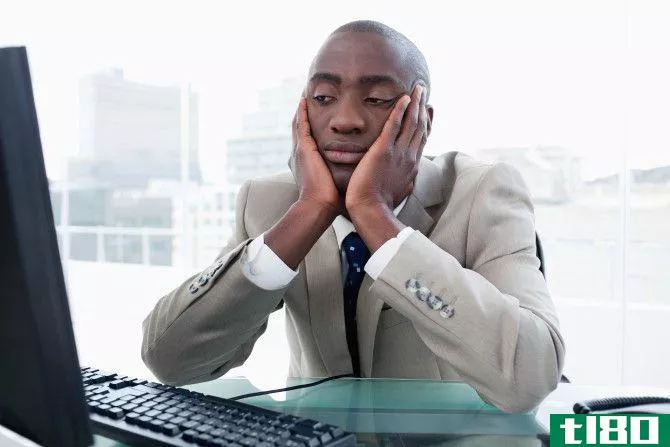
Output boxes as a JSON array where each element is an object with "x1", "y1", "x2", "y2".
[{"x1": 242, "y1": 198, "x2": 414, "y2": 290}]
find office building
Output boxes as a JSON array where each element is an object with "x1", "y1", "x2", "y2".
[{"x1": 70, "y1": 68, "x2": 201, "y2": 187}]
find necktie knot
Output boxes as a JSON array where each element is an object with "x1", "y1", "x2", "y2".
[{"x1": 342, "y1": 232, "x2": 370, "y2": 281}]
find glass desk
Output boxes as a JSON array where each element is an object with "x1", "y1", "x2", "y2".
[{"x1": 94, "y1": 378, "x2": 548, "y2": 446}]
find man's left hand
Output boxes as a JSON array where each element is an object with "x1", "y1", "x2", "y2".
[
  {"x1": 345, "y1": 84, "x2": 428, "y2": 250},
  {"x1": 346, "y1": 84, "x2": 428, "y2": 215}
]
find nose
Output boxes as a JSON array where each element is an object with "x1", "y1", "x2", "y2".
[{"x1": 329, "y1": 97, "x2": 365, "y2": 135}]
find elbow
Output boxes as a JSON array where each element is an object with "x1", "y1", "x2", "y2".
[
  {"x1": 484, "y1": 375, "x2": 559, "y2": 414},
  {"x1": 141, "y1": 341, "x2": 185, "y2": 386}
]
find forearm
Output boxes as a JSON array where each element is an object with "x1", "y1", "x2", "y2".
[
  {"x1": 141, "y1": 247, "x2": 287, "y2": 384},
  {"x1": 265, "y1": 199, "x2": 337, "y2": 269},
  {"x1": 349, "y1": 204, "x2": 405, "y2": 252},
  {"x1": 371, "y1": 231, "x2": 564, "y2": 412}
]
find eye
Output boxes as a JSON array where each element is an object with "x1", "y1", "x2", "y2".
[
  {"x1": 313, "y1": 95, "x2": 335, "y2": 105},
  {"x1": 365, "y1": 97, "x2": 394, "y2": 106}
]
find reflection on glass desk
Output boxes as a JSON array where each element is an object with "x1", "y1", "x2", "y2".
[{"x1": 94, "y1": 378, "x2": 549, "y2": 446}]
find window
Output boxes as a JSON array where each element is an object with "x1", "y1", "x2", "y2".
[{"x1": 4, "y1": 0, "x2": 668, "y2": 391}]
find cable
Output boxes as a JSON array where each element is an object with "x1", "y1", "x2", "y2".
[
  {"x1": 574, "y1": 396, "x2": 670, "y2": 414},
  {"x1": 229, "y1": 374, "x2": 355, "y2": 401}
]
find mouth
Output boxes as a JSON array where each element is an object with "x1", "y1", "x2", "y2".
[{"x1": 323, "y1": 142, "x2": 367, "y2": 165}]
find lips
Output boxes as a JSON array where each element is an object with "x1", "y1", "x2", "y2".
[{"x1": 323, "y1": 142, "x2": 367, "y2": 165}]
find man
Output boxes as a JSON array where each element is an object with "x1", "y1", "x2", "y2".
[{"x1": 141, "y1": 20, "x2": 565, "y2": 413}]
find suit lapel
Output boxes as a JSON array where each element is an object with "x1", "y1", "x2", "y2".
[
  {"x1": 357, "y1": 156, "x2": 446, "y2": 377},
  {"x1": 304, "y1": 226, "x2": 353, "y2": 375}
]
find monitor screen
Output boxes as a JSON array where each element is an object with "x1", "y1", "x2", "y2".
[{"x1": 0, "y1": 46, "x2": 93, "y2": 447}]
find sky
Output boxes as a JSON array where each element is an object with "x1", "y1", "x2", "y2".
[{"x1": 1, "y1": 0, "x2": 668, "y2": 182}]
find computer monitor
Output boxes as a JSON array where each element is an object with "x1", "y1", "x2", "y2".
[{"x1": 0, "y1": 46, "x2": 93, "y2": 447}]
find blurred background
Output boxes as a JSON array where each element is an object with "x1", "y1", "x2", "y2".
[{"x1": 2, "y1": 0, "x2": 669, "y2": 393}]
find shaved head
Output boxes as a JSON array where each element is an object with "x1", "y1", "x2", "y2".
[{"x1": 326, "y1": 20, "x2": 431, "y2": 98}]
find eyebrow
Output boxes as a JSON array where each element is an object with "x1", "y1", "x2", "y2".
[{"x1": 309, "y1": 72, "x2": 403, "y2": 88}]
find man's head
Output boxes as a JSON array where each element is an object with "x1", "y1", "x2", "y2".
[{"x1": 304, "y1": 20, "x2": 434, "y2": 194}]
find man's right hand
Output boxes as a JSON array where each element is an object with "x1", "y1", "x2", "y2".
[
  {"x1": 263, "y1": 98, "x2": 340, "y2": 271},
  {"x1": 289, "y1": 97, "x2": 342, "y2": 215}
]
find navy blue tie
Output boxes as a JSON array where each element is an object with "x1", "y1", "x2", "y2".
[{"x1": 342, "y1": 232, "x2": 370, "y2": 377}]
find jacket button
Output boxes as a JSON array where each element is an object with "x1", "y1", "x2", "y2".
[
  {"x1": 439, "y1": 304, "x2": 455, "y2": 319},
  {"x1": 405, "y1": 278, "x2": 421, "y2": 293},
  {"x1": 196, "y1": 275, "x2": 208, "y2": 286},
  {"x1": 415, "y1": 286, "x2": 432, "y2": 302},
  {"x1": 428, "y1": 295, "x2": 444, "y2": 310}
]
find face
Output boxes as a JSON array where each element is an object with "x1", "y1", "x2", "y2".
[{"x1": 305, "y1": 31, "x2": 433, "y2": 194}]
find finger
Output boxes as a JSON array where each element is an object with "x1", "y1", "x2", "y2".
[
  {"x1": 397, "y1": 84, "x2": 423, "y2": 149},
  {"x1": 408, "y1": 87, "x2": 428, "y2": 160},
  {"x1": 296, "y1": 97, "x2": 314, "y2": 142},
  {"x1": 373, "y1": 94, "x2": 411, "y2": 152}
]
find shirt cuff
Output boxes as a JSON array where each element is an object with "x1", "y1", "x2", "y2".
[
  {"x1": 364, "y1": 226, "x2": 414, "y2": 280},
  {"x1": 242, "y1": 232, "x2": 299, "y2": 290}
]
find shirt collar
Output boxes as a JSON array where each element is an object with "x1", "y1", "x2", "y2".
[{"x1": 333, "y1": 197, "x2": 408, "y2": 249}]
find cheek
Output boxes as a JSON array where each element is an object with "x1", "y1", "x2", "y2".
[
  {"x1": 371, "y1": 111, "x2": 390, "y2": 136},
  {"x1": 306, "y1": 108, "x2": 328, "y2": 145}
]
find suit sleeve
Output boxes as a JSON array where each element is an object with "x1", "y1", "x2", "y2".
[
  {"x1": 141, "y1": 180, "x2": 289, "y2": 385},
  {"x1": 368, "y1": 163, "x2": 566, "y2": 413}
]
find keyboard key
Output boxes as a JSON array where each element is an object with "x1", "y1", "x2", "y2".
[
  {"x1": 191, "y1": 414, "x2": 206, "y2": 422},
  {"x1": 162, "y1": 423, "x2": 180, "y2": 436},
  {"x1": 209, "y1": 428, "x2": 228, "y2": 438},
  {"x1": 224, "y1": 433, "x2": 243, "y2": 442},
  {"x1": 326, "y1": 426, "x2": 344, "y2": 438},
  {"x1": 143, "y1": 401, "x2": 158, "y2": 409},
  {"x1": 178, "y1": 410, "x2": 194, "y2": 418},
  {"x1": 196, "y1": 424, "x2": 214, "y2": 433},
  {"x1": 125, "y1": 413, "x2": 141, "y2": 424},
  {"x1": 108, "y1": 408, "x2": 124, "y2": 420},
  {"x1": 165, "y1": 407, "x2": 180, "y2": 414},
  {"x1": 182, "y1": 429, "x2": 199, "y2": 442},
  {"x1": 121, "y1": 403, "x2": 138, "y2": 412},
  {"x1": 99, "y1": 397, "x2": 116, "y2": 405},
  {"x1": 145, "y1": 410, "x2": 161, "y2": 418},
  {"x1": 314, "y1": 431, "x2": 332, "y2": 444},
  {"x1": 137, "y1": 416, "x2": 153, "y2": 428},
  {"x1": 181, "y1": 420, "x2": 200, "y2": 430},
  {"x1": 194, "y1": 433, "x2": 213, "y2": 445},
  {"x1": 239, "y1": 437, "x2": 260, "y2": 446},
  {"x1": 110, "y1": 400, "x2": 127, "y2": 408},
  {"x1": 153, "y1": 403, "x2": 169, "y2": 411},
  {"x1": 109, "y1": 380, "x2": 130, "y2": 389},
  {"x1": 133, "y1": 406, "x2": 150, "y2": 415},
  {"x1": 169, "y1": 416, "x2": 187, "y2": 426},
  {"x1": 148, "y1": 419, "x2": 165, "y2": 432},
  {"x1": 157, "y1": 413, "x2": 173, "y2": 422}
]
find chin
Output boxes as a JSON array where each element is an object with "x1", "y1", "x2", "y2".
[{"x1": 327, "y1": 164, "x2": 354, "y2": 196}]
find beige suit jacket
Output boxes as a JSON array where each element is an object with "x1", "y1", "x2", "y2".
[{"x1": 141, "y1": 152, "x2": 565, "y2": 413}]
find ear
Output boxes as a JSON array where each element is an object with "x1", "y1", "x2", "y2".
[{"x1": 426, "y1": 105, "x2": 434, "y2": 137}]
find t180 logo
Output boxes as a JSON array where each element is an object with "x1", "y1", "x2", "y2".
[{"x1": 551, "y1": 414, "x2": 669, "y2": 446}]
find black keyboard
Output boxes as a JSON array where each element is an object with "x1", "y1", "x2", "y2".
[{"x1": 81, "y1": 367, "x2": 356, "y2": 447}]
